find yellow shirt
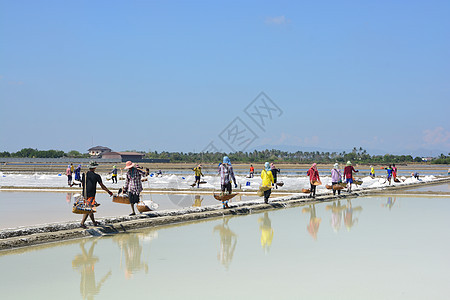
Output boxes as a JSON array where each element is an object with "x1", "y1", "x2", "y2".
[
  {"x1": 261, "y1": 169, "x2": 274, "y2": 187},
  {"x1": 193, "y1": 167, "x2": 203, "y2": 177}
]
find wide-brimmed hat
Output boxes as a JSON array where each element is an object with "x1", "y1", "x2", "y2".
[
  {"x1": 124, "y1": 161, "x2": 135, "y2": 169},
  {"x1": 87, "y1": 161, "x2": 99, "y2": 169},
  {"x1": 334, "y1": 163, "x2": 339, "y2": 169},
  {"x1": 346, "y1": 161, "x2": 352, "y2": 166}
]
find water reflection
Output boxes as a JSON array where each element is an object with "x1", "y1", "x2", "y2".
[
  {"x1": 381, "y1": 197, "x2": 396, "y2": 210},
  {"x1": 326, "y1": 200, "x2": 346, "y2": 232},
  {"x1": 192, "y1": 195, "x2": 203, "y2": 207},
  {"x1": 114, "y1": 233, "x2": 151, "y2": 279},
  {"x1": 344, "y1": 200, "x2": 362, "y2": 231},
  {"x1": 66, "y1": 192, "x2": 73, "y2": 203},
  {"x1": 213, "y1": 217, "x2": 237, "y2": 269},
  {"x1": 302, "y1": 204, "x2": 321, "y2": 240},
  {"x1": 258, "y1": 212, "x2": 274, "y2": 253},
  {"x1": 72, "y1": 239, "x2": 112, "y2": 300}
]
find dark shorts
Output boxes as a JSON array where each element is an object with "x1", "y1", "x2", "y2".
[
  {"x1": 221, "y1": 182, "x2": 232, "y2": 194},
  {"x1": 346, "y1": 178, "x2": 353, "y2": 184},
  {"x1": 195, "y1": 176, "x2": 201, "y2": 181},
  {"x1": 129, "y1": 193, "x2": 140, "y2": 204}
]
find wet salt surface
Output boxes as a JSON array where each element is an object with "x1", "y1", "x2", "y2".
[
  {"x1": 0, "y1": 191, "x2": 261, "y2": 229},
  {"x1": 1, "y1": 195, "x2": 449, "y2": 299},
  {"x1": 405, "y1": 183, "x2": 450, "y2": 193}
]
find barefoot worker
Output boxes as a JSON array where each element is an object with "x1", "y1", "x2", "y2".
[
  {"x1": 80, "y1": 161, "x2": 113, "y2": 229},
  {"x1": 123, "y1": 161, "x2": 145, "y2": 216},
  {"x1": 193, "y1": 164, "x2": 204, "y2": 188},
  {"x1": 218, "y1": 156, "x2": 237, "y2": 208},
  {"x1": 343, "y1": 161, "x2": 359, "y2": 193},
  {"x1": 331, "y1": 163, "x2": 342, "y2": 196},
  {"x1": 307, "y1": 163, "x2": 320, "y2": 198},
  {"x1": 261, "y1": 162, "x2": 274, "y2": 203}
]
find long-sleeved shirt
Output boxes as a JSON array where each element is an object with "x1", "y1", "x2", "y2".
[
  {"x1": 193, "y1": 167, "x2": 203, "y2": 177},
  {"x1": 307, "y1": 167, "x2": 320, "y2": 182},
  {"x1": 218, "y1": 163, "x2": 236, "y2": 185},
  {"x1": 344, "y1": 166, "x2": 357, "y2": 179},
  {"x1": 124, "y1": 168, "x2": 145, "y2": 195},
  {"x1": 331, "y1": 168, "x2": 341, "y2": 182},
  {"x1": 261, "y1": 170, "x2": 274, "y2": 187}
]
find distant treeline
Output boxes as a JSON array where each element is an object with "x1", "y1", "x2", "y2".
[
  {"x1": 0, "y1": 148, "x2": 88, "y2": 158},
  {"x1": 1, "y1": 147, "x2": 449, "y2": 164},
  {"x1": 145, "y1": 147, "x2": 450, "y2": 165}
]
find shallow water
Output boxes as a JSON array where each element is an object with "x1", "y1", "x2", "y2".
[
  {"x1": 0, "y1": 191, "x2": 260, "y2": 229},
  {"x1": 1, "y1": 195, "x2": 449, "y2": 299},
  {"x1": 405, "y1": 183, "x2": 450, "y2": 193}
]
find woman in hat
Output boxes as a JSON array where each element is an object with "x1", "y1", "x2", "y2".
[
  {"x1": 123, "y1": 161, "x2": 145, "y2": 216},
  {"x1": 307, "y1": 163, "x2": 320, "y2": 198},
  {"x1": 331, "y1": 163, "x2": 342, "y2": 195}
]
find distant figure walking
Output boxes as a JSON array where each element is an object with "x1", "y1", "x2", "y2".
[
  {"x1": 111, "y1": 165, "x2": 118, "y2": 184},
  {"x1": 369, "y1": 165, "x2": 375, "y2": 178},
  {"x1": 270, "y1": 163, "x2": 280, "y2": 189},
  {"x1": 249, "y1": 165, "x2": 255, "y2": 178},
  {"x1": 66, "y1": 165, "x2": 73, "y2": 187},
  {"x1": 123, "y1": 161, "x2": 145, "y2": 216},
  {"x1": 193, "y1": 164, "x2": 204, "y2": 188},
  {"x1": 343, "y1": 161, "x2": 359, "y2": 193},
  {"x1": 392, "y1": 164, "x2": 398, "y2": 180},
  {"x1": 307, "y1": 163, "x2": 320, "y2": 198},
  {"x1": 74, "y1": 164, "x2": 82, "y2": 187},
  {"x1": 384, "y1": 165, "x2": 393, "y2": 185},
  {"x1": 261, "y1": 162, "x2": 274, "y2": 203},
  {"x1": 331, "y1": 163, "x2": 342, "y2": 196},
  {"x1": 80, "y1": 161, "x2": 113, "y2": 228},
  {"x1": 218, "y1": 156, "x2": 237, "y2": 208}
]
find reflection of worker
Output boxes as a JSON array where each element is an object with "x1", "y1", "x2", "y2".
[
  {"x1": 302, "y1": 204, "x2": 321, "y2": 240},
  {"x1": 192, "y1": 195, "x2": 203, "y2": 207},
  {"x1": 326, "y1": 200, "x2": 346, "y2": 232},
  {"x1": 116, "y1": 234, "x2": 149, "y2": 279},
  {"x1": 213, "y1": 218, "x2": 237, "y2": 269},
  {"x1": 258, "y1": 212, "x2": 274, "y2": 253},
  {"x1": 381, "y1": 197, "x2": 396, "y2": 210},
  {"x1": 343, "y1": 200, "x2": 362, "y2": 231},
  {"x1": 72, "y1": 240, "x2": 111, "y2": 300}
]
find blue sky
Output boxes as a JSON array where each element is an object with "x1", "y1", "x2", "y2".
[{"x1": 1, "y1": 0, "x2": 449, "y2": 156}]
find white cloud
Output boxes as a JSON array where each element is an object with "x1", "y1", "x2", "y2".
[
  {"x1": 265, "y1": 15, "x2": 290, "y2": 25},
  {"x1": 423, "y1": 127, "x2": 450, "y2": 146}
]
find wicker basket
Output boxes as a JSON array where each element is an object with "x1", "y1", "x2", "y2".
[
  {"x1": 136, "y1": 201, "x2": 151, "y2": 213},
  {"x1": 213, "y1": 193, "x2": 238, "y2": 201},
  {"x1": 113, "y1": 195, "x2": 130, "y2": 204}
]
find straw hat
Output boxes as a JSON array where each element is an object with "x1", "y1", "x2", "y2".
[
  {"x1": 124, "y1": 161, "x2": 135, "y2": 169},
  {"x1": 346, "y1": 161, "x2": 352, "y2": 166}
]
